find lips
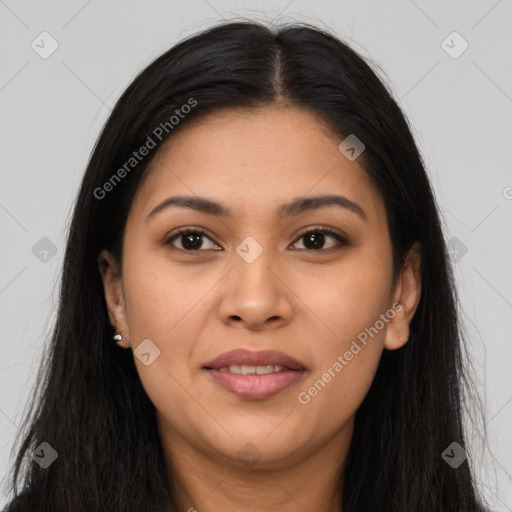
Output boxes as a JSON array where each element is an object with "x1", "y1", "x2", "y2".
[
  {"x1": 203, "y1": 349, "x2": 306, "y2": 400},
  {"x1": 204, "y1": 348, "x2": 306, "y2": 371}
]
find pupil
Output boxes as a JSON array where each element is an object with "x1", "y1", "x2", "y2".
[
  {"x1": 183, "y1": 233, "x2": 202, "y2": 250},
  {"x1": 304, "y1": 232, "x2": 324, "y2": 250}
]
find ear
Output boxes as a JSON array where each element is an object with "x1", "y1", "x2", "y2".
[
  {"x1": 97, "y1": 249, "x2": 131, "y2": 349},
  {"x1": 384, "y1": 241, "x2": 422, "y2": 350}
]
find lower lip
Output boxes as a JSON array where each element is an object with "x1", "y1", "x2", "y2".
[{"x1": 205, "y1": 368, "x2": 305, "y2": 400}]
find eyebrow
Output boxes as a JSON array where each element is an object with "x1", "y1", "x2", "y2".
[{"x1": 146, "y1": 194, "x2": 367, "y2": 223}]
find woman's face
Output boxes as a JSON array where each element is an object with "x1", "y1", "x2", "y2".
[{"x1": 100, "y1": 106, "x2": 420, "y2": 472}]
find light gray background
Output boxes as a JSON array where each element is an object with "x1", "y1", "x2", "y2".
[{"x1": 1, "y1": 0, "x2": 511, "y2": 509}]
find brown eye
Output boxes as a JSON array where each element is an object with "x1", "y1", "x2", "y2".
[
  {"x1": 291, "y1": 228, "x2": 348, "y2": 251},
  {"x1": 165, "y1": 230, "x2": 221, "y2": 252}
]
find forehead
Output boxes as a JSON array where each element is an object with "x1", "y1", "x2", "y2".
[{"x1": 130, "y1": 106, "x2": 384, "y2": 222}]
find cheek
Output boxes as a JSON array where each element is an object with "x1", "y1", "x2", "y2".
[
  {"x1": 292, "y1": 250, "x2": 392, "y2": 417},
  {"x1": 120, "y1": 255, "x2": 212, "y2": 417},
  {"x1": 299, "y1": 247, "x2": 393, "y2": 344},
  {"x1": 295, "y1": 292, "x2": 386, "y2": 431},
  {"x1": 120, "y1": 253, "x2": 220, "y2": 404},
  {"x1": 296, "y1": 347, "x2": 382, "y2": 437},
  {"x1": 122, "y1": 251, "x2": 216, "y2": 342}
]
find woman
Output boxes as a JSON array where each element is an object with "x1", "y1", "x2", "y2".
[{"x1": 3, "y1": 20, "x2": 486, "y2": 511}]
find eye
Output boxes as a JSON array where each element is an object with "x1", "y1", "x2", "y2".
[
  {"x1": 290, "y1": 227, "x2": 348, "y2": 252},
  {"x1": 164, "y1": 226, "x2": 348, "y2": 253},
  {"x1": 164, "y1": 228, "x2": 221, "y2": 252}
]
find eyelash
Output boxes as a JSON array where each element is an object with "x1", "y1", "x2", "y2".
[
  {"x1": 163, "y1": 226, "x2": 349, "y2": 254},
  {"x1": 290, "y1": 227, "x2": 349, "y2": 253}
]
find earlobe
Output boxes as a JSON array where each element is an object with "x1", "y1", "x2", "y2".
[
  {"x1": 384, "y1": 242, "x2": 422, "y2": 351},
  {"x1": 97, "y1": 249, "x2": 130, "y2": 348}
]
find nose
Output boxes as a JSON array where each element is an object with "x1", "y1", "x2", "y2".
[{"x1": 217, "y1": 248, "x2": 294, "y2": 331}]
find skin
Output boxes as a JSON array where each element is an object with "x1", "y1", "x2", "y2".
[{"x1": 98, "y1": 105, "x2": 421, "y2": 512}]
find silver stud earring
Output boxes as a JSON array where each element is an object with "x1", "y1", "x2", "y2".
[{"x1": 113, "y1": 333, "x2": 124, "y2": 342}]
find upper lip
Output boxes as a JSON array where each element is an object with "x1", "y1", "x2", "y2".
[{"x1": 204, "y1": 349, "x2": 306, "y2": 371}]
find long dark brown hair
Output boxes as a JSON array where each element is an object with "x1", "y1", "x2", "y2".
[{"x1": 3, "y1": 20, "x2": 485, "y2": 511}]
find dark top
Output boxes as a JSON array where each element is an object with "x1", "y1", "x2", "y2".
[{"x1": 2, "y1": 490, "x2": 492, "y2": 512}]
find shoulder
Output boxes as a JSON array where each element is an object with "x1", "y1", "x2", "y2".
[{"x1": 2, "y1": 490, "x2": 37, "y2": 512}]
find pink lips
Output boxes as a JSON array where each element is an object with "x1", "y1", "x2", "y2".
[{"x1": 204, "y1": 348, "x2": 306, "y2": 400}]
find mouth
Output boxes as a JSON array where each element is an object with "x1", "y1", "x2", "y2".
[{"x1": 203, "y1": 349, "x2": 306, "y2": 400}]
